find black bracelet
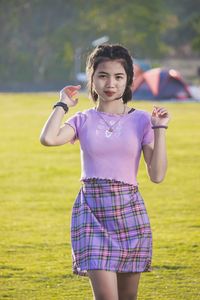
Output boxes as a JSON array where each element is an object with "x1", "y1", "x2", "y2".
[
  {"x1": 152, "y1": 125, "x2": 168, "y2": 129},
  {"x1": 53, "y1": 101, "x2": 69, "y2": 113}
]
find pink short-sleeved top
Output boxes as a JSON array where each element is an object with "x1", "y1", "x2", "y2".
[{"x1": 65, "y1": 108, "x2": 154, "y2": 186}]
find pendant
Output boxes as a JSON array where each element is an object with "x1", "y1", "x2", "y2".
[
  {"x1": 108, "y1": 128, "x2": 113, "y2": 132},
  {"x1": 105, "y1": 129, "x2": 112, "y2": 138}
]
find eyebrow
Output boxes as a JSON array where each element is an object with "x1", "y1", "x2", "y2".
[{"x1": 98, "y1": 71, "x2": 125, "y2": 76}]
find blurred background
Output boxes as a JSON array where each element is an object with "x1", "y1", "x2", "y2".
[
  {"x1": 0, "y1": 0, "x2": 200, "y2": 93},
  {"x1": 1, "y1": 2, "x2": 200, "y2": 299}
]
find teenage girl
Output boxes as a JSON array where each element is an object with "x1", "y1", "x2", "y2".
[{"x1": 40, "y1": 44, "x2": 170, "y2": 300}]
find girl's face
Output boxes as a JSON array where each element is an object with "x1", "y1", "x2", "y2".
[{"x1": 92, "y1": 60, "x2": 127, "y2": 102}]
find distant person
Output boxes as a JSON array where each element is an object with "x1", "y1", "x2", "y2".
[{"x1": 40, "y1": 44, "x2": 170, "y2": 300}]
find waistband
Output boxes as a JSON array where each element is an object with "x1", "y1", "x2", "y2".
[{"x1": 81, "y1": 178, "x2": 138, "y2": 194}]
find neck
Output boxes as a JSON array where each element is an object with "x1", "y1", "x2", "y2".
[{"x1": 96, "y1": 100, "x2": 126, "y2": 114}]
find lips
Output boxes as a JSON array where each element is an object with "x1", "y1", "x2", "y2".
[{"x1": 104, "y1": 91, "x2": 115, "y2": 97}]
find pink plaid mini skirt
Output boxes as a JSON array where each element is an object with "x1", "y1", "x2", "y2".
[{"x1": 70, "y1": 178, "x2": 152, "y2": 276}]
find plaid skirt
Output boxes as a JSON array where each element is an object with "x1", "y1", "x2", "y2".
[{"x1": 71, "y1": 178, "x2": 152, "y2": 276}]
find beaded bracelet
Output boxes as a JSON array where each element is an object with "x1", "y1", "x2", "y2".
[
  {"x1": 53, "y1": 101, "x2": 69, "y2": 113},
  {"x1": 152, "y1": 125, "x2": 168, "y2": 129}
]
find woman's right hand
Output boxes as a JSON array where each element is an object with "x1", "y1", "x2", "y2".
[{"x1": 59, "y1": 85, "x2": 81, "y2": 107}]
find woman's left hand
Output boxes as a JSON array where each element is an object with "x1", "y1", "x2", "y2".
[{"x1": 151, "y1": 106, "x2": 170, "y2": 126}]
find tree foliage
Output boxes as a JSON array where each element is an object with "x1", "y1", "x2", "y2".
[
  {"x1": 163, "y1": 0, "x2": 200, "y2": 56},
  {"x1": 0, "y1": 0, "x2": 199, "y2": 89}
]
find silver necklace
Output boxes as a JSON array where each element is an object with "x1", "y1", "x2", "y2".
[{"x1": 96, "y1": 105, "x2": 126, "y2": 133}]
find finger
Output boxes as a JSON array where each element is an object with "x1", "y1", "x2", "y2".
[
  {"x1": 157, "y1": 108, "x2": 168, "y2": 115},
  {"x1": 62, "y1": 85, "x2": 81, "y2": 94},
  {"x1": 152, "y1": 108, "x2": 159, "y2": 117},
  {"x1": 70, "y1": 98, "x2": 79, "y2": 106},
  {"x1": 70, "y1": 90, "x2": 79, "y2": 97},
  {"x1": 153, "y1": 106, "x2": 165, "y2": 112},
  {"x1": 63, "y1": 89, "x2": 78, "y2": 98},
  {"x1": 160, "y1": 111, "x2": 169, "y2": 116},
  {"x1": 153, "y1": 107, "x2": 169, "y2": 117},
  {"x1": 153, "y1": 105, "x2": 159, "y2": 111},
  {"x1": 66, "y1": 85, "x2": 81, "y2": 92},
  {"x1": 158, "y1": 109, "x2": 169, "y2": 117}
]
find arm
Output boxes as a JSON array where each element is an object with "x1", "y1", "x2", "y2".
[
  {"x1": 142, "y1": 106, "x2": 170, "y2": 183},
  {"x1": 40, "y1": 85, "x2": 81, "y2": 146}
]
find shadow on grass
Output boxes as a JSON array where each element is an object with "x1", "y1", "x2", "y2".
[
  {"x1": 34, "y1": 273, "x2": 76, "y2": 282},
  {"x1": 153, "y1": 265, "x2": 189, "y2": 270},
  {"x1": 14, "y1": 242, "x2": 69, "y2": 249},
  {"x1": 0, "y1": 265, "x2": 24, "y2": 271}
]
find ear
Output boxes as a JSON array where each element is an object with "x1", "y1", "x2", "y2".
[{"x1": 92, "y1": 90, "x2": 98, "y2": 101}]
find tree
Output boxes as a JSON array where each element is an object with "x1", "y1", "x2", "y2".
[
  {"x1": 163, "y1": 0, "x2": 200, "y2": 56},
  {"x1": 0, "y1": 0, "x2": 199, "y2": 90}
]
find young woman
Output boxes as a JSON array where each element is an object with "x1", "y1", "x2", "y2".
[{"x1": 40, "y1": 44, "x2": 170, "y2": 300}]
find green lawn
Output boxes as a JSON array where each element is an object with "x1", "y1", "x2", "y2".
[{"x1": 0, "y1": 93, "x2": 200, "y2": 299}]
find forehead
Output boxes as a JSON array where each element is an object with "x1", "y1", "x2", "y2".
[{"x1": 95, "y1": 59, "x2": 126, "y2": 74}]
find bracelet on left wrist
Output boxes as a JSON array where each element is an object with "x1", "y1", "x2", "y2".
[{"x1": 152, "y1": 125, "x2": 168, "y2": 129}]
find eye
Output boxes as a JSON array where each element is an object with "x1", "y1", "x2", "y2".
[
  {"x1": 116, "y1": 75, "x2": 124, "y2": 80},
  {"x1": 98, "y1": 74, "x2": 107, "y2": 78}
]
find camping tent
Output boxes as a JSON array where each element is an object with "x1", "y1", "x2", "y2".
[{"x1": 132, "y1": 68, "x2": 192, "y2": 100}]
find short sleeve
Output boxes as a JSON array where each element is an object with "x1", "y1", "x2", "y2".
[
  {"x1": 142, "y1": 113, "x2": 154, "y2": 146},
  {"x1": 64, "y1": 111, "x2": 87, "y2": 144}
]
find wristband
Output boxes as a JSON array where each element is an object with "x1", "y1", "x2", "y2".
[
  {"x1": 152, "y1": 125, "x2": 168, "y2": 129},
  {"x1": 53, "y1": 101, "x2": 69, "y2": 113}
]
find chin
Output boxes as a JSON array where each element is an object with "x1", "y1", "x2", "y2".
[{"x1": 100, "y1": 95, "x2": 122, "y2": 102}]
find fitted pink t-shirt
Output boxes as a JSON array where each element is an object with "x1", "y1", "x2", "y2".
[{"x1": 65, "y1": 108, "x2": 154, "y2": 186}]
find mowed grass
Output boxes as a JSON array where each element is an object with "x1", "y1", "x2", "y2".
[{"x1": 0, "y1": 92, "x2": 200, "y2": 300}]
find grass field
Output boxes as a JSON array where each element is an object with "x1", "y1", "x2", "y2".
[{"x1": 0, "y1": 92, "x2": 200, "y2": 300}]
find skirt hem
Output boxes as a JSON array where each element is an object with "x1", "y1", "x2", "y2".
[
  {"x1": 72, "y1": 266, "x2": 152, "y2": 277},
  {"x1": 72, "y1": 259, "x2": 152, "y2": 277}
]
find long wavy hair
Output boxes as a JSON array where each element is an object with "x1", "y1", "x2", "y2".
[{"x1": 86, "y1": 44, "x2": 134, "y2": 103}]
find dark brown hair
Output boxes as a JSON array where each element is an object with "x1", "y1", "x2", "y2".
[{"x1": 86, "y1": 44, "x2": 134, "y2": 103}]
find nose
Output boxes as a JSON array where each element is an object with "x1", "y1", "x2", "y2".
[{"x1": 106, "y1": 76, "x2": 115, "y2": 87}]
